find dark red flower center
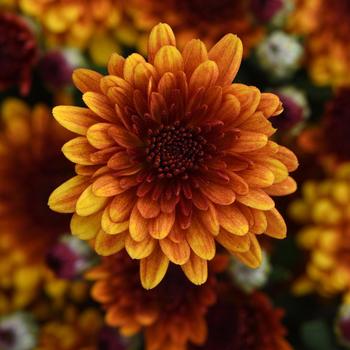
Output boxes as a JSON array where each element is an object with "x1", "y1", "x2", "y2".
[{"x1": 146, "y1": 122, "x2": 207, "y2": 179}]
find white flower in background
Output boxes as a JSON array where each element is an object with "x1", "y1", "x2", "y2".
[
  {"x1": 0, "y1": 312, "x2": 38, "y2": 350},
  {"x1": 230, "y1": 251, "x2": 270, "y2": 293},
  {"x1": 256, "y1": 31, "x2": 304, "y2": 79}
]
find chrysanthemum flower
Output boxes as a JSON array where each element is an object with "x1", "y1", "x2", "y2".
[
  {"x1": 86, "y1": 252, "x2": 218, "y2": 350},
  {"x1": 290, "y1": 164, "x2": 350, "y2": 296},
  {"x1": 18, "y1": 0, "x2": 123, "y2": 65},
  {"x1": 288, "y1": 0, "x2": 350, "y2": 86},
  {"x1": 0, "y1": 98, "x2": 73, "y2": 260},
  {"x1": 298, "y1": 88, "x2": 350, "y2": 171},
  {"x1": 191, "y1": 287, "x2": 292, "y2": 350},
  {"x1": 127, "y1": 1, "x2": 264, "y2": 54},
  {"x1": 0, "y1": 12, "x2": 38, "y2": 95},
  {"x1": 49, "y1": 23, "x2": 298, "y2": 289}
]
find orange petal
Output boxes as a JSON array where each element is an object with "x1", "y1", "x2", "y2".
[
  {"x1": 257, "y1": 93, "x2": 281, "y2": 118},
  {"x1": 82, "y1": 92, "x2": 115, "y2": 122},
  {"x1": 229, "y1": 131, "x2": 267, "y2": 153},
  {"x1": 198, "y1": 203, "x2": 219, "y2": 235},
  {"x1": 123, "y1": 53, "x2": 146, "y2": 84},
  {"x1": 181, "y1": 253, "x2": 208, "y2": 285},
  {"x1": 159, "y1": 238, "x2": 190, "y2": 265},
  {"x1": 109, "y1": 191, "x2": 135, "y2": 222},
  {"x1": 189, "y1": 60, "x2": 219, "y2": 91},
  {"x1": 265, "y1": 208, "x2": 287, "y2": 239},
  {"x1": 250, "y1": 208, "x2": 267, "y2": 234},
  {"x1": 70, "y1": 212, "x2": 102, "y2": 240},
  {"x1": 76, "y1": 184, "x2": 108, "y2": 216},
  {"x1": 216, "y1": 229, "x2": 250, "y2": 253},
  {"x1": 240, "y1": 111, "x2": 276, "y2": 136},
  {"x1": 265, "y1": 177, "x2": 297, "y2": 196},
  {"x1": 125, "y1": 235, "x2": 156, "y2": 259},
  {"x1": 261, "y1": 158, "x2": 288, "y2": 183},
  {"x1": 48, "y1": 176, "x2": 89, "y2": 213},
  {"x1": 233, "y1": 233, "x2": 262, "y2": 268},
  {"x1": 62, "y1": 137, "x2": 96, "y2": 165},
  {"x1": 154, "y1": 45, "x2": 184, "y2": 76},
  {"x1": 92, "y1": 175, "x2": 125, "y2": 197},
  {"x1": 226, "y1": 171, "x2": 249, "y2": 195},
  {"x1": 134, "y1": 62, "x2": 159, "y2": 93},
  {"x1": 182, "y1": 39, "x2": 208, "y2": 78},
  {"x1": 237, "y1": 189, "x2": 274, "y2": 210},
  {"x1": 108, "y1": 125, "x2": 143, "y2": 148},
  {"x1": 86, "y1": 123, "x2": 115, "y2": 149},
  {"x1": 217, "y1": 205, "x2": 249, "y2": 236},
  {"x1": 148, "y1": 23, "x2": 176, "y2": 63},
  {"x1": 199, "y1": 182, "x2": 235, "y2": 205},
  {"x1": 108, "y1": 53, "x2": 125, "y2": 76},
  {"x1": 94, "y1": 230, "x2": 126, "y2": 256},
  {"x1": 208, "y1": 34, "x2": 243, "y2": 86},
  {"x1": 148, "y1": 211, "x2": 175, "y2": 239},
  {"x1": 129, "y1": 205, "x2": 149, "y2": 241},
  {"x1": 140, "y1": 248, "x2": 169, "y2": 289},
  {"x1": 186, "y1": 217, "x2": 216, "y2": 260},
  {"x1": 239, "y1": 164, "x2": 274, "y2": 188},
  {"x1": 102, "y1": 207, "x2": 129, "y2": 235},
  {"x1": 73, "y1": 68, "x2": 102, "y2": 93},
  {"x1": 137, "y1": 196, "x2": 160, "y2": 219},
  {"x1": 217, "y1": 94, "x2": 240, "y2": 124},
  {"x1": 52, "y1": 106, "x2": 100, "y2": 135},
  {"x1": 274, "y1": 146, "x2": 299, "y2": 172}
]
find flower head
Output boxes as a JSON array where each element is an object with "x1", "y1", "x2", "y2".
[
  {"x1": 288, "y1": 0, "x2": 350, "y2": 86},
  {"x1": 127, "y1": 0, "x2": 264, "y2": 54},
  {"x1": 0, "y1": 98, "x2": 73, "y2": 260},
  {"x1": 0, "y1": 312, "x2": 38, "y2": 350},
  {"x1": 87, "y1": 251, "x2": 218, "y2": 350},
  {"x1": 192, "y1": 287, "x2": 292, "y2": 350},
  {"x1": 49, "y1": 23, "x2": 298, "y2": 289},
  {"x1": 256, "y1": 31, "x2": 303, "y2": 79},
  {"x1": 19, "y1": 0, "x2": 123, "y2": 65},
  {"x1": 0, "y1": 12, "x2": 38, "y2": 95},
  {"x1": 290, "y1": 164, "x2": 350, "y2": 296}
]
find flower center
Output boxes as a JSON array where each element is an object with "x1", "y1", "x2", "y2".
[{"x1": 146, "y1": 122, "x2": 206, "y2": 179}]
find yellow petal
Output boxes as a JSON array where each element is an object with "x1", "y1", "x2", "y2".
[
  {"x1": 70, "y1": 212, "x2": 102, "y2": 240},
  {"x1": 198, "y1": 203, "x2": 220, "y2": 235},
  {"x1": 265, "y1": 177, "x2": 297, "y2": 196},
  {"x1": 239, "y1": 164, "x2": 274, "y2": 188},
  {"x1": 109, "y1": 191, "x2": 135, "y2": 222},
  {"x1": 274, "y1": 146, "x2": 299, "y2": 172},
  {"x1": 107, "y1": 53, "x2": 125, "y2": 76},
  {"x1": 101, "y1": 207, "x2": 129, "y2": 235},
  {"x1": 140, "y1": 248, "x2": 169, "y2": 289},
  {"x1": 216, "y1": 229, "x2": 250, "y2": 253},
  {"x1": 265, "y1": 208, "x2": 287, "y2": 239},
  {"x1": 123, "y1": 53, "x2": 146, "y2": 84},
  {"x1": 125, "y1": 235, "x2": 156, "y2": 259},
  {"x1": 217, "y1": 205, "x2": 249, "y2": 236},
  {"x1": 199, "y1": 182, "x2": 235, "y2": 205},
  {"x1": 95, "y1": 230, "x2": 126, "y2": 256},
  {"x1": 233, "y1": 233, "x2": 262, "y2": 268},
  {"x1": 62, "y1": 137, "x2": 96, "y2": 165},
  {"x1": 76, "y1": 184, "x2": 108, "y2": 216},
  {"x1": 148, "y1": 211, "x2": 175, "y2": 239},
  {"x1": 208, "y1": 34, "x2": 243, "y2": 86},
  {"x1": 148, "y1": 23, "x2": 176, "y2": 63},
  {"x1": 48, "y1": 176, "x2": 89, "y2": 213},
  {"x1": 182, "y1": 39, "x2": 208, "y2": 78},
  {"x1": 86, "y1": 123, "x2": 115, "y2": 149},
  {"x1": 129, "y1": 205, "x2": 149, "y2": 242},
  {"x1": 229, "y1": 131, "x2": 267, "y2": 153},
  {"x1": 181, "y1": 253, "x2": 208, "y2": 285},
  {"x1": 73, "y1": 69, "x2": 102, "y2": 93},
  {"x1": 159, "y1": 238, "x2": 190, "y2": 265},
  {"x1": 154, "y1": 45, "x2": 184, "y2": 76},
  {"x1": 52, "y1": 106, "x2": 99, "y2": 135},
  {"x1": 92, "y1": 175, "x2": 125, "y2": 197},
  {"x1": 186, "y1": 217, "x2": 216, "y2": 260},
  {"x1": 237, "y1": 189, "x2": 275, "y2": 210},
  {"x1": 189, "y1": 60, "x2": 219, "y2": 91},
  {"x1": 82, "y1": 92, "x2": 115, "y2": 122}
]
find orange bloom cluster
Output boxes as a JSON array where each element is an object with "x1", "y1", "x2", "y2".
[
  {"x1": 127, "y1": 0, "x2": 264, "y2": 53},
  {"x1": 0, "y1": 99, "x2": 73, "y2": 260},
  {"x1": 87, "y1": 251, "x2": 218, "y2": 350},
  {"x1": 49, "y1": 23, "x2": 298, "y2": 289},
  {"x1": 289, "y1": 0, "x2": 350, "y2": 86},
  {"x1": 290, "y1": 164, "x2": 350, "y2": 296}
]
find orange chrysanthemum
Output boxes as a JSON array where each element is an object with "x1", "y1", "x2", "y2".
[
  {"x1": 290, "y1": 164, "x2": 350, "y2": 297},
  {"x1": 49, "y1": 23, "x2": 298, "y2": 289},
  {"x1": 87, "y1": 251, "x2": 218, "y2": 350},
  {"x1": 192, "y1": 287, "x2": 293, "y2": 350},
  {"x1": 18, "y1": 0, "x2": 123, "y2": 65},
  {"x1": 0, "y1": 98, "x2": 73, "y2": 260},
  {"x1": 288, "y1": 0, "x2": 350, "y2": 86},
  {"x1": 127, "y1": 0, "x2": 264, "y2": 54}
]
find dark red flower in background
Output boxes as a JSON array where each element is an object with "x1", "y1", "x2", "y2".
[{"x1": 0, "y1": 12, "x2": 38, "y2": 95}]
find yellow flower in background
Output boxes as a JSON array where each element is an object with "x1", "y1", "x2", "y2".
[
  {"x1": 49, "y1": 23, "x2": 298, "y2": 289},
  {"x1": 290, "y1": 164, "x2": 350, "y2": 297},
  {"x1": 18, "y1": 0, "x2": 125, "y2": 65},
  {"x1": 126, "y1": 0, "x2": 265, "y2": 55},
  {"x1": 288, "y1": 0, "x2": 350, "y2": 87},
  {"x1": 0, "y1": 98, "x2": 73, "y2": 261}
]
